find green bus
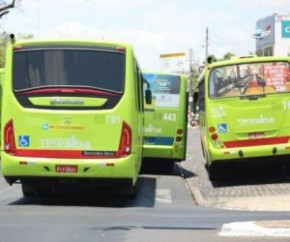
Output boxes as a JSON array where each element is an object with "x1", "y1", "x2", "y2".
[
  {"x1": 1, "y1": 37, "x2": 151, "y2": 197},
  {"x1": 0, "y1": 68, "x2": 4, "y2": 81},
  {"x1": 142, "y1": 71, "x2": 188, "y2": 172},
  {"x1": 0, "y1": 68, "x2": 3, "y2": 148},
  {"x1": 196, "y1": 56, "x2": 290, "y2": 180}
]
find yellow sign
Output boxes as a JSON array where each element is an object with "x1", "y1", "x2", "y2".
[{"x1": 160, "y1": 52, "x2": 186, "y2": 58}]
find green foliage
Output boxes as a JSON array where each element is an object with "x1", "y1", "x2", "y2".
[
  {"x1": 0, "y1": 32, "x2": 10, "y2": 68},
  {"x1": 222, "y1": 52, "x2": 236, "y2": 60},
  {"x1": 0, "y1": 32, "x2": 34, "y2": 67}
]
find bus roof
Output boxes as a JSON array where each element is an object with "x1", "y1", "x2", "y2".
[
  {"x1": 8, "y1": 38, "x2": 134, "y2": 50},
  {"x1": 207, "y1": 55, "x2": 290, "y2": 68}
]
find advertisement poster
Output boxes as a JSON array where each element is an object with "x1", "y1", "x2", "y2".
[{"x1": 144, "y1": 73, "x2": 180, "y2": 108}]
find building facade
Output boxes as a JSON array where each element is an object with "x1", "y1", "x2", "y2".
[{"x1": 255, "y1": 14, "x2": 290, "y2": 57}]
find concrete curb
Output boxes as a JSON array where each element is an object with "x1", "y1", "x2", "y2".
[{"x1": 189, "y1": 186, "x2": 205, "y2": 205}]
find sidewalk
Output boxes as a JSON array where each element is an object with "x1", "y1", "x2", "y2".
[
  {"x1": 182, "y1": 126, "x2": 290, "y2": 237},
  {"x1": 182, "y1": 126, "x2": 290, "y2": 212}
]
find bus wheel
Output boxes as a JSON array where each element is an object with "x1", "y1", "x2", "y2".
[
  {"x1": 208, "y1": 162, "x2": 234, "y2": 181},
  {"x1": 122, "y1": 184, "x2": 137, "y2": 199},
  {"x1": 207, "y1": 163, "x2": 221, "y2": 181},
  {"x1": 22, "y1": 182, "x2": 51, "y2": 197}
]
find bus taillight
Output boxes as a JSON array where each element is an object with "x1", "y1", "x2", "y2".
[
  {"x1": 4, "y1": 120, "x2": 17, "y2": 155},
  {"x1": 209, "y1": 126, "x2": 216, "y2": 133},
  {"x1": 176, "y1": 136, "x2": 182, "y2": 142},
  {"x1": 116, "y1": 121, "x2": 132, "y2": 157},
  {"x1": 175, "y1": 129, "x2": 184, "y2": 142},
  {"x1": 211, "y1": 133, "x2": 218, "y2": 140}
]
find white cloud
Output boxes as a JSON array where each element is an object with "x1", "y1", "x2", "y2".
[{"x1": 1, "y1": 0, "x2": 289, "y2": 69}]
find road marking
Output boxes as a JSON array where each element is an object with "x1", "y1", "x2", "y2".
[
  {"x1": 155, "y1": 189, "x2": 172, "y2": 204},
  {"x1": 220, "y1": 221, "x2": 290, "y2": 237}
]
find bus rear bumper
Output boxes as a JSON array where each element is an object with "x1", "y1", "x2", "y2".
[
  {"x1": 143, "y1": 144, "x2": 185, "y2": 161},
  {"x1": 1, "y1": 153, "x2": 140, "y2": 185},
  {"x1": 208, "y1": 144, "x2": 290, "y2": 164}
]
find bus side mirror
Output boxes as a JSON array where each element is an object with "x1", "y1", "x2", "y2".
[
  {"x1": 145, "y1": 89, "x2": 152, "y2": 104},
  {"x1": 143, "y1": 77, "x2": 152, "y2": 104}
]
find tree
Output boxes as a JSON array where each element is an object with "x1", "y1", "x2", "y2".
[
  {"x1": 0, "y1": 0, "x2": 16, "y2": 19},
  {"x1": 0, "y1": 0, "x2": 17, "y2": 67},
  {"x1": 222, "y1": 52, "x2": 236, "y2": 60}
]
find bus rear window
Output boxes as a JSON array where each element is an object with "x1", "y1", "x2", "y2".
[
  {"x1": 145, "y1": 74, "x2": 180, "y2": 94},
  {"x1": 13, "y1": 48, "x2": 125, "y2": 92},
  {"x1": 209, "y1": 61, "x2": 290, "y2": 98}
]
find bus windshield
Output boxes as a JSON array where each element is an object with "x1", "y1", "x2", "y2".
[
  {"x1": 209, "y1": 61, "x2": 290, "y2": 98},
  {"x1": 145, "y1": 73, "x2": 181, "y2": 107},
  {"x1": 13, "y1": 48, "x2": 125, "y2": 93}
]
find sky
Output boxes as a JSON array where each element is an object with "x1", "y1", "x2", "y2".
[{"x1": 0, "y1": 0, "x2": 289, "y2": 70}]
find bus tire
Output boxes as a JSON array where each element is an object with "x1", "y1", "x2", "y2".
[
  {"x1": 22, "y1": 182, "x2": 51, "y2": 197},
  {"x1": 122, "y1": 184, "x2": 137, "y2": 199},
  {"x1": 208, "y1": 162, "x2": 234, "y2": 181},
  {"x1": 207, "y1": 163, "x2": 221, "y2": 181}
]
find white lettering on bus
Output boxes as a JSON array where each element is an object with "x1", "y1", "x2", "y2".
[
  {"x1": 105, "y1": 115, "x2": 121, "y2": 124},
  {"x1": 144, "y1": 124, "x2": 162, "y2": 134},
  {"x1": 211, "y1": 106, "x2": 226, "y2": 118},
  {"x1": 283, "y1": 101, "x2": 290, "y2": 109},
  {"x1": 162, "y1": 113, "x2": 177, "y2": 122},
  {"x1": 237, "y1": 115, "x2": 274, "y2": 125},
  {"x1": 39, "y1": 135, "x2": 91, "y2": 149}
]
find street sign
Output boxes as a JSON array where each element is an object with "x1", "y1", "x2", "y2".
[{"x1": 159, "y1": 52, "x2": 186, "y2": 73}]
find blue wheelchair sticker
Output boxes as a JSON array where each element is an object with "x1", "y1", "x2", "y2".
[
  {"x1": 19, "y1": 136, "x2": 30, "y2": 147},
  {"x1": 217, "y1": 123, "x2": 227, "y2": 133}
]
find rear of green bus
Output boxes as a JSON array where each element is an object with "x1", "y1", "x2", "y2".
[
  {"x1": 142, "y1": 71, "x2": 187, "y2": 172},
  {"x1": 1, "y1": 39, "x2": 145, "y2": 196},
  {"x1": 198, "y1": 56, "x2": 290, "y2": 180}
]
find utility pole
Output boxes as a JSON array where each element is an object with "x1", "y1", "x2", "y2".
[
  {"x1": 205, "y1": 27, "x2": 209, "y2": 64},
  {"x1": 188, "y1": 48, "x2": 193, "y2": 98}
]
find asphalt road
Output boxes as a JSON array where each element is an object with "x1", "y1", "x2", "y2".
[{"x1": 1, "y1": 127, "x2": 290, "y2": 241}]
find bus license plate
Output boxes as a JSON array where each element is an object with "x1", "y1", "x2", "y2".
[
  {"x1": 56, "y1": 165, "x2": 78, "y2": 173},
  {"x1": 248, "y1": 132, "x2": 264, "y2": 139}
]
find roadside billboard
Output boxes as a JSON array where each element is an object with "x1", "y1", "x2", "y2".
[
  {"x1": 282, "y1": 20, "x2": 290, "y2": 38},
  {"x1": 255, "y1": 15, "x2": 275, "y2": 48},
  {"x1": 159, "y1": 52, "x2": 186, "y2": 73}
]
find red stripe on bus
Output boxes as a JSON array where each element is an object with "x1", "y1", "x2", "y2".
[
  {"x1": 16, "y1": 88, "x2": 119, "y2": 97},
  {"x1": 15, "y1": 149, "x2": 117, "y2": 159},
  {"x1": 223, "y1": 136, "x2": 290, "y2": 148}
]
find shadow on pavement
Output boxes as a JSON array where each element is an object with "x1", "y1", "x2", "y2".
[
  {"x1": 8, "y1": 176, "x2": 158, "y2": 208},
  {"x1": 211, "y1": 160, "x2": 290, "y2": 188}
]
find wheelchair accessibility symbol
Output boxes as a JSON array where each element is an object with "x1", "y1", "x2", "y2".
[
  {"x1": 217, "y1": 123, "x2": 227, "y2": 133},
  {"x1": 19, "y1": 136, "x2": 30, "y2": 147}
]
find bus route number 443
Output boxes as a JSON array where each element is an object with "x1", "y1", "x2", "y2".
[{"x1": 163, "y1": 113, "x2": 177, "y2": 122}]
